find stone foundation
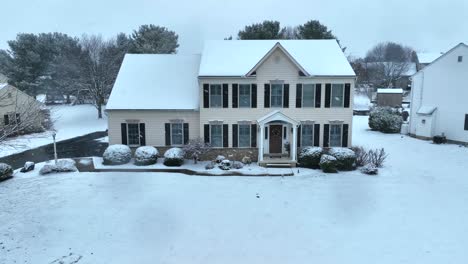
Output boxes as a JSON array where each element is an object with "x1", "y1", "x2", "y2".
[{"x1": 139, "y1": 146, "x2": 259, "y2": 162}]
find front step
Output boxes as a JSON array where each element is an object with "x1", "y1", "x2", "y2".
[{"x1": 266, "y1": 163, "x2": 295, "y2": 168}]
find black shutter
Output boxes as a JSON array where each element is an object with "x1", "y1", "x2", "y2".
[
  {"x1": 283, "y1": 84, "x2": 289, "y2": 108},
  {"x1": 232, "y1": 124, "x2": 238, "y2": 147},
  {"x1": 344, "y1": 83, "x2": 351, "y2": 108},
  {"x1": 232, "y1": 84, "x2": 238, "y2": 108},
  {"x1": 264, "y1": 84, "x2": 270, "y2": 108},
  {"x1": 4, "y1": 114, "x2": 9, "y2": 125},
  {"x1": 251, "y1": 124, "x2": 257, "y2": 147},
  {"x1": 296, "y1": 83, "x2": 302, "y2": 108},
  {"x1": 139, "y1": 123, "x2": 146, "y2": 146},
  {"x1": 323, "y1": 124, "x2": 330, "y2": 147},
  {"x1": 223, "y1": 124, "x2": 229, "y2": 148},
  {"x1": 297, "y1": 125, "x2": 301, "y2": 148},
  {"x1": 314, "y1": 124, "x2": 320, "y2": 147},
  {"x1": 251, "y1": 84, "x2": 257, "y2": 108},
  {"x1": 325, "y1": 84, "x2": 331, "y2": 108},
  {"x1": 165, "y1": 123, "x2": 171, "y2": 146},
  {"x1": 204, "y1": 124, "x2": 210, "y2": 143},
  {"x1": 342, "y1": 124, "x2": 349, "y2": 147},
  {"x1": 315, "y1": 84, "x2": 322, "y2": 108},
  {"x1": 465, "y1": 114, "x2": 468, "y2": 130},
  {"x1": 203, "y1": 84, "x2": 209, "y2": 108},
  {"x1": 222, "y1": 83, "x2": 229, "y2": 108},
  {"x1": 121, "y1": 123, "x2": 127, "y2": 145},
  {"x1": 183, "y1": 123, "x2": 189, "y2": 144}
]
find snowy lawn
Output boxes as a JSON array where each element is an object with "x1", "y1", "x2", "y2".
[
  {"x1": 1, "y1": 116, "x2": 468, "y2": 263},
  {"x1": 0, "y1": 104, "x2": 107, "y2": 157}
]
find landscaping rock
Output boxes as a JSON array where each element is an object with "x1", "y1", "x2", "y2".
[
  {"x1": 361, "y1": 163, "x2": 379, "y2": 175},
  {"x1": 219, "y1": 159, "x2": 231, "y2": 170},
  {"x1": 39, "y1": 159, "x2": 78, "y2": 175},
  {"x1": 20, "y1": 161, "x2": 35, "y2": 173},
  {"x1": 232, "y1": 161, "x2": 244, "y2": 169},
  {"x1": 215, "y1": 155, "x2": 226, "y2": 163},
  {"x1": 241, "y1": 156, "x2": 252, "y2": 165}
]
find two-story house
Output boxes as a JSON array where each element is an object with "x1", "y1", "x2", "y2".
[{"x1": 106, "y1": 40, "x2": 356, "y2": 166}]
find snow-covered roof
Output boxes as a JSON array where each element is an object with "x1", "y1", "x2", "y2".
[
  {"x1": 417, "y1": 106, "x2": 437, "y2": 115},
  {"x1": 199, "y1": 40, "x2": 355, "y2": 77},
  {"x1": 377, "y1": 88, "x2": 403, "y2": 94},
  {"x1": 417, "y1": 52, "x2": 444, "y2": 64},
  {"x1": 107, "y1": 54, "x2": 201, "y2": 110},
  {"x1": 413, "y1": 43, "x2": 468, "y2": 78},
  {"x1": 0, "y1": 83, "x2": 9, "y2": 91}
]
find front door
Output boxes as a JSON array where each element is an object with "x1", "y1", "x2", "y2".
[{"x1": 269, "y1": 125, "x2": 283, "y2": 154}]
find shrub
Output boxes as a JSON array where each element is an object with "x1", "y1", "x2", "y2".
[
  {"x1": 219, "y1": 160, "x2": 231, "y2": 170},
  {"x1": 39, "y1": 159, "x2": 77, "y2": 175},
  {"x1": 298, "y1": 147, "x2": 323, "y2": 169},
  {"x1": 103, "y1": 144, "x2": 132, "y2": 165},
  {"x1": 329, "y1": 147, "x2": 356, "y2": 171},
  {"x1": 215, "y1": 155, "x2": 226, "y2": 163},
  {"x1": 232, "y1": 161, "x2": 244, "y2": 169},
  {"x1": 368, "y1": 148, "x2": 387, "y2": 168},
  {"x1": 369, "y1": 107, "x2": 403, "y2": 133},
  {"x1": 205, "y1": 162, "x2": 215, "y2": 170},
  {"x1": 433, "y1": 135, "x2": 447, "y2": 144},
  {"x1": 134, "y1": 146, "x2": 158, "y2": 166},
  {"x1": 319, "y1": 155, "x2": 338, "y2": 173},
  {"x1": 183, "y1": 138, "x2": 211, "y2": 164},
  {"x1": 361, "y1": 164, "x2": 378, "y2": 175},
  {"x1": 163, "y1": 147, "x2": 185, "y2": 167},
  {"x1": 351, "y1": 146, "x2": 369, "y2": 167},
  {"x1": 242, "y1": 156, "x2": 252, "y2": 165},
  {"x1": 20, "y1": 161, "x2": 35, "y2": 173},
  {"x1": 0, "y1": 163, "x2": 13, "y2": 180}
]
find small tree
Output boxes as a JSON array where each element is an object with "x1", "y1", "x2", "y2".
[{"x1": 183, "y1": 138, "x2": 211, "y2": 164}]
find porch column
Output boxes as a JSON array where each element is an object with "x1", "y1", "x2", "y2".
[
  {"x1": 259, "y1": 125, "x2": 264, "y2": 162},
  {"x1": 292, "y1": 124, "x2": 297, "y2": 161}
]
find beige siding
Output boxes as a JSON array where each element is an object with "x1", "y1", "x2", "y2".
[
  {"x1": 0, "y1": 85, "x2": 43, "y2": 129},
  {"x1": 107, "y1": 110, "x2": 200, "y2": 146},
  {"x1": 199, "y1": 48, "x2": 355, "y2": 147}
]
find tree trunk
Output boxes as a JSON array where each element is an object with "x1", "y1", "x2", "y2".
[{"x1": 97, "y1": 104, "x2": 102, "y2": 119}]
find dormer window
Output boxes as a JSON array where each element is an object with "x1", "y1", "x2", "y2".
[{"x1": 458, "y1": 56, "x2": 463, "y2": 62}]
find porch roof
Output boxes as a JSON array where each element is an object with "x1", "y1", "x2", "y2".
[{"x1": 257, "y1": 110, "x2": 300, "y2": 126}]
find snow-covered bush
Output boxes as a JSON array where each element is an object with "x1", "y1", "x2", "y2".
[
  {"x1": 20, "y1": 161, "x2": 35, "y2": 173},
  {"x1": 215, "y1": 155, "x2": 226, "y2": 163},
  {"x1": 232, "y1": 161, "x2": 244, "y2": 169},
  {"x1": 183, "y1": 138, "x2": 211, "y2": 164},
  {"x1": 298, "y1": 147, "x2": 323, "y2": 169},
  {"x1": 319, "y1": 155, "x2": 338, "y2": 173},
  {"x1": 219, "y1": 159, "x2": 231, "y2": 170},
  {"x1": 39, "y1": 159, "x2": 77, "y2": 175},
  {"x1": 351, "y1": 146, "x2": 369, "y2": 167},
  {"x1": 242, "y1": 156, "x2": 252, "y2": 165},
  {"x1": 102, "y1": 144, "x2": 132, "y2": 165},
  {"x1": 368, "y1": 148, "x2": 388, "y2": 168},
  {"x1": 134, "y1": 146, "x2": 158, "y2": 166},
  {"x1": 0, "y1": 163, "x2": 13, "y2": 180},
  {"x1": 360, "y1": 164, "x2": 378, "y2": 175},
  {"x1": 329, "y1": 147, "x2": 356, "y2": 171},
  {"x1": 205, "y1": 162, "x2": 215, "y2": 170},
  {"x1": 369, "y1": 107, "x2": 403, "y2": 133},
  {"x1": 163, "y1": 147, "x2": 185, "y2": 167}
]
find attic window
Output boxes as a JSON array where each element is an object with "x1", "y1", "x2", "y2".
[
  {"x1": 251, "y1": 71, "x2": 256, "y2": 76},
  {"x1": 458, "y1": 56, "x2": 463, "y2": 62},
  {"x1": 298, "y1": 71, "x2": 306, "y2": 76}
]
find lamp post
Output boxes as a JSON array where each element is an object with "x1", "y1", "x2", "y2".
[{"x1": 52, "y1": 132, "x2": 58, "y2": 165}]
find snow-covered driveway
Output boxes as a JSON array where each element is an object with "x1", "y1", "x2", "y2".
[{"x1": 1, "y1": 116, "x2": 468, "y2": 263}]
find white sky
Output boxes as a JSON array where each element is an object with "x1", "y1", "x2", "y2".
[{"x1": 1, "y1": 0, "x2": 467, "y2": 57}]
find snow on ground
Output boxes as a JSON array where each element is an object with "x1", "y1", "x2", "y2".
[
  {"x1": 353, "y1": 93, "x2": 371, "y2": 111},
  {"x1": 1, "y1": 116, "x2": 468, "y2": 263},
  {"x1": 0, "y1": 104, "x2": 107, "y2": 157}
]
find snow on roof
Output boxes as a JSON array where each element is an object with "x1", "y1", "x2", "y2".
[
  {"x1": 199, "y1": 40, "x2": 355, "y2": 77},
  {"x1": 107, "y1": 54, "x2": 201, "y2": 110},
  {"x1": 377, "y1": 88, "x2": 403, "y2": 94},
  {"x1": 417, "y1": 106, "x2": 437, "y2": 115},
  {"x1": 0, "y1": 83, "x2": 9, "y2": 90},
  {"x1": 417, "y1": 52, "x2": 444, "y2": 64}
]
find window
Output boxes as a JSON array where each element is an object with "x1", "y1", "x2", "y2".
[
  {"x1": 238, "y1": 124, "x2": 251, "y2": 148},
  {"x1": 210, "y1": 124, "x2": 223, "y2": 148},
  {"x1": 331, "y1": 84, "x2": 344, "y2": 107},
  {"x1": 210, "y1": 84, "x2": 222, "y2": 108},
  {"x1": 330, "y1": 124, "x2": 342, "y2": 147},
  {"x1": 465, "y1": 114, "x2": 468, "y2": 131},
  {"x1": 458, "y1": 56, "x2": 463, "y2": 62},
  {"x1": 301, "y1": 124, "x2": 314, "y2": 147},
  {"x1": 271, "y1": 83, "x2": 283, "y2": 107},
  {"x1": 239, "y1": 84, "x2": 251, "y2": 107},
  {"x1": 303, "y1": 84, "x2": 315, "y2": 107},
  {"x1": 127, "y1": 123, "x2": 140, "y2": 146},
  {"x1": 3, "y1": 113, "x2": 20, "y2": 126},
  {"x1": 171, "y1": 123, "x2": 183, "y2": 145}
]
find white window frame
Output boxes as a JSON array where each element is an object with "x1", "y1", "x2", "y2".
[
  {"x1": 4, "y1": 112, "x2": 20, "y2": 126},
  {"x1": 331, "y1": 84, "x2": 345, "y2": 108},
  {"x1": 301, "y1": 124, "x2": 314, "y2": 147},
  {"x1": 126, "y1": 122, "x2": 141, "y2": 147},
  {"x1": 210, "y1": 124, "x2": 223, "y2": 148},
  {"x1": 170, "y1": 123, "x2": 184, "y2": 146},
  {"x1": 270, "y1": 83, "x2": 284, "y2": 108},
  {"x1": 238, "y1": 124, "x2": 251, "y2": 148},
  {"x1": 209, "y1": 84, "x2": 223, "y2": 108},
  {"x1": 329, "y1": 124, "x2": 343, "y2": 147},
  {"x1": 302, "y1": 84, "x2": 316, "y2": 108},
  {"x1": 238, "y1": 84, "x2": 252, "y2": 108}
]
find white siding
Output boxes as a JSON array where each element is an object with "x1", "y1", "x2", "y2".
[{"x1": 0, "y1": 85, "x2": 43, "y2": 129}]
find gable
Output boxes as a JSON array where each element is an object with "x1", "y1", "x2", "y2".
[{"x1": 253, "y1": 47, "x2": 305, "y2": 78}]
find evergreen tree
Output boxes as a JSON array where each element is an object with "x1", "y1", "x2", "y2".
[
  {"x1": 130, "y1": 24, "x2": 179, "y2": 54},
  {"x1": 238, "y1": 20, "x2": 285, "y2": 40}
]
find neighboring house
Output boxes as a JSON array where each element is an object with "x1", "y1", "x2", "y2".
[
  {"x1": 0, "y1": 83, "x2": 45, "y2": 134},
  {"x1": 106, "y1": 40, "x2": 356, "y2": 166},
  {"x1": 410, "y1": 43, "x2": 468, "y2": 144},
  {"x1": 417, "y1": 52, "x2": 444, "y2": 70},
  {"x1": 376, "y1": 88, "x2": 403, "y2": 107}
]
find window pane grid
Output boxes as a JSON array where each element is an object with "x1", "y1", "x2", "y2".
[
  {"x1": 210, "y1": 84, "x2": 222, "y2": 107},
  {"x1": 303, "y1": 84, "x2": 315, "y2": 107},
  {"x1": 238, "y1": 124, "x2": 250, "y2": 148},
  {"x1": 211, "y1": 125, "x2": 223, "y2": 148},
  {"x1": 127, "y1": 123, "x2": 140, "y2": 145},
  {"x1": 301, "y1": 125, "x2": 314, "y2": 147},
  {"x1": 239, "y1": 84, "x2": 251, "y2": 108},
  {"x1": 171, "y1": 123, "x2": 183, "y2": 145},
  {"x1": 330, "y1": 124, "x2": 342, "y2": 147},
  {"x1": 331, "y1": 84, "x2": 344, "y2": 107},
  {"x1": 271, "y1": 84, "x2": 283, "y2": 107}
]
